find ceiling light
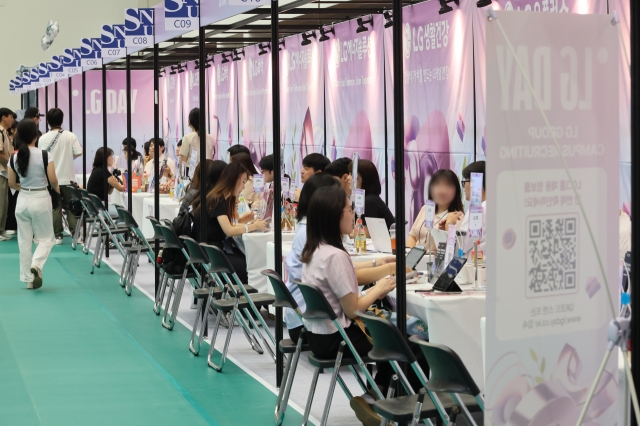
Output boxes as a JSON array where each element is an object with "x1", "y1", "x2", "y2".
[
  {"x1": 356, "y1": 15, "x2": 373, "y2": 33},
  {"x1": 258, "y1": 42, "x2": 271, "y2": 56},
  {"x1": 476, "y1": 0, "x2": 492, "y2": 7},
  {"x1": 383, "y1": 11, "x2": 393, "y2": 29},
  {"x1": 318, "y1": 24, "x2": 335, "y2": 42},
  {"x1": 439, "y1": 0, "x2": 459, "y2": 14},
  {"x1": 232, "y1": 48, "x2": 245, "y2": 61},
  {"x1": 301, "y1": 31, "x2": 316, "y2": 46}
]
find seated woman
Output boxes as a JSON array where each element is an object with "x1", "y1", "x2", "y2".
[
  {"x1": 192, "y1": 162, "x2": 267, "y2": 283},
  {"x1": 284, "y1": 173, "x2": 399, "y2": 343},
  {"x1": 87, "y1": 147, "x2": 126, "y2": 216},
  {"x1": 179, "y1": 160, "x2": 226, "y2": 214},
  {"x1": 348, "y1": 159, "x2": 395, "y2": 232},
  {"x1": 231, "y1": 152, "x2": 261, "y2": 208},
  {"x1": 408, "y1": 169, "x2": 464, "y2": 250}
]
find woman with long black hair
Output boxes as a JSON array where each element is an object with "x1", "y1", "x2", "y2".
[
  {"x1": 7, "y1": 119, "x2": 59, "y2": 289},
  {"x1": 192, "y1": 161, "x2": 267, "y2": 283}
]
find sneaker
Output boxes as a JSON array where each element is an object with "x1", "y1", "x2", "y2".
[
  {"x1": 0, "y1": 234, "x2": 11, "y2": 241},
  {"x1": 350, "y1": 396, "x2": 383, "y2": 426},
  {"x1": 55, "y1": 236, "x2": 63, "y2": 245},
  {"x1": 26, "y1": 282, "x2": 34, "y2": 289},
  {"x1": 6, "y1": 230, "x2": 16, "y2": 235},
  {"x1": 30, "y1": 266, "x2": 43, "y2": 289},
  {"x1": 77, "y1": 237, "x2": 84, "y2": 245}
]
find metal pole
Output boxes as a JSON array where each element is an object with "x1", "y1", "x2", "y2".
[
  {"x1": 392, "y1": 0, "x2": 406, "y2": 340},
  {"x1": 271, "y1": 0, "x2": 284, "y2": 387},
  {"x1": 630, "y1": 0, "x2": 640, "y2": 422},
  {"x1": 82, "y1": 72, "x2": 87, "y2": 242},
  {"x1": 127, "y1": 55, "x2": 133, "y2": 212},
  {"x1": 154, "y1": 42, "x2": 160, "y2": 297},
  {"x1": 45, "y1": 85, "x2": 49, "y2": 133},
  {"x1": 198, "y1": 27, "x2": 207, "y2": 241},
  {"x1": 55, "y1": 81, "x2": 58, "y2": 108},
  {"x1": 102, "y1": 64, "x2": 109, "y2": 258},
  {"x1": 69, "y1": 75, "x2": 73, "y2": 134}
]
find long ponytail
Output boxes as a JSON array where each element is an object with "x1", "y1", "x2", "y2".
[{"x1": 14, "y1": 119, "x2": 38, "y2": 177}]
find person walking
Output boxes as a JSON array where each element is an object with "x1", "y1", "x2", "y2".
[
  {"x1": 38, "y1": 108, "x2": 83, "y2": 244},
  {"x1": 0, "y1": 108, "x2": 15, "y2": 241},
  {"x1": 7, "y1": 119, "x2": 59, "y2": 289}
]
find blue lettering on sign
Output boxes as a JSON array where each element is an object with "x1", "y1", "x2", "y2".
[
  {"x1": 101, "y1": 25, "x2": 126, "y2": 48},
  {"x1": 165, "y1": 0, "x2": 199, "y2": 18},
  {"x1": 81, "y1": 38, "x2": 101, "y2": 59},
  {"x1": 125, "y1": 8, "x2": 154, "y2": 36},
  {"x1": 49, "y1": 56, "x2": 63, "y2": 72},
  {"x1": 38, "y1": 63, "x2": 50, "y2": 77}
]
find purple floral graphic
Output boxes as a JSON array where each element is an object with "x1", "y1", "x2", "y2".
[
  {"x1": 343, "y1": 110, "x2": 374, "y2": 162},
  {"x1": 298, "y1": 107, "x2": 315, "y2": 160}
]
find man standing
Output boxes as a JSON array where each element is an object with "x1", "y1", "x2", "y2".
[
  {"x1": 24, "y1": 107, "x2": 44, "y2": 140},
  {"x1": 0, "y1": 108, "x2": 15, "y2": 241},
  {"x1": 38, "y1": 108, "x2": 83, "y2": 245}
]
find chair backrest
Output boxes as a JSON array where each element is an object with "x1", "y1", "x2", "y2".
[
  {"x1": 358, "y1": 313, "x2": 417, "y2": 364},
  {"x1": 161, "y1": 219, "x2": 174, "y2": 229},
  {"x1": 88, "y1": 193, "x2": 106, "y2": 212},
  {"x1": 200, "y1": 243, "x2": 235, "y2": 275},
  {"x1": 410, "y1": 337, "x2": 480, "y2": 396},
  {"x1": 180, "y1": 236, "x2": 210, "y2": 266},
  {"x1": 146, "y1": 216, "x2": 165, "y2": 241},
  {"x1": 261, "y1": 269, "x2": 298, "y2": 310},
  {"x1": 295, "y1": 281, "x2": 337, "y2": 321},
  {"x1": 116, "y1": 206, "x2": 139, "y2": 228},
  {"x1": 81, "y1": 197, "x2": 99, "y2": 217},
  {"x1": 157, "y1": 224, "x2": 184, "y2": 250},
  {"x1": 79, "y1": 188, "x2": 90, "y2": 199},
  {"x1": 60, "y1": 185, "x2": 80, "y2": 203}
]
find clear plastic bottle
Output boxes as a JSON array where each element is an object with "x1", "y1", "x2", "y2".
[
  {"x1": 389, "y1": 223, "x2": 397, "y2": 255},
  {"x1": 355, "y1": 218, "x2": 366, "y2": 254},
  {"x1": 238, "y1": 194, "x2": 248, "y2": 215}
]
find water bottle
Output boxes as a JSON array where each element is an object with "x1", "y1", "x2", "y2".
[
  {"x1": 238, "y1": 194, "x2": 248, "y2": 215},
  {"x1": 355, "y1": 218, "x2": 365, "y2": 254},
  {"x1": 389, "y1": 223, "x2": 397, "y2": 255}
]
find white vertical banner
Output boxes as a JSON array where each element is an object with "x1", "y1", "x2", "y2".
[{"x1": 485, "y1": 11, "x2": 619, "y2": 425}]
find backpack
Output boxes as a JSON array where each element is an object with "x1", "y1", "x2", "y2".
[
  {"x1": 172, "y1": 209, "x2": 194, "y2": 239},
  {"x1": 160, "y1": 212, "x2": 194, "y2": 275}
]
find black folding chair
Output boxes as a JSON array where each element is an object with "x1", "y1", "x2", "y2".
[
  {"x1": 410, "y1": 337, "x2": 485, "y2": 425},
  {"x1": 295, "y1": 281, "x2": 383, "y2": 426},
  {"x1": 60, "y1": 185, "x2": 84, "y2": 250},
  {"x1": 201, "y1": 244, "x2": 276, "y2": 371},
  {"x1": 262, "y1": 269, "x2": 313, "y2": 425},
  {"x1": 156, "y1": 225, "x2": 202, "y2": 330},
  {"x1": 88, "y1": 193, "x2": 129, "y2": 258},
  {"x1": 81, "y1": 196, "x2": 128, "y2": 274}
]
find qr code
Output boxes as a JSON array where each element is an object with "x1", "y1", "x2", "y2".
[{"x1": 526, "y1": 215, "x2": 578, "y2": 297}]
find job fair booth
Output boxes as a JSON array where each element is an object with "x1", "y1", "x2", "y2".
[{"x1": 10, "y1": 0, "x2": 636, "y2": 423}]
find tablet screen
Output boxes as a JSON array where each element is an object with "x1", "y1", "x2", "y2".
[{"x1": 406, "y1": 247, "x2": 426, "y2": 270}]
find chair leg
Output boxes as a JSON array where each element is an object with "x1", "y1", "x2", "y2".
[
  {"x1": 275, "y1": 338, "x2": 303, "y2": 425},
  {"x1": 83, "y1": 222, "x2": 95, "y2": 254},
  {"x1": 90, "y1": 234, "x2": 102, "y2": 274},
  {"x1": 125, "y1": 248, "x2": 141, "y2": 296},
  {"x1": 348, "y1": 365, "x2": 369, "y2": 394},
  {"x1": 230, "y1": 273, "x2": 277, "y2": 347},
  {"x1": 232, "y1": 307, "x2": 264, "y2": 354},
  {"x1": 320, "y1": 343, "x2": 346, "y2": 426},
  {"x1": 154, "y1": 273, "x2": 169, "y2": 315},
  {"x1": 302, "y1": 368, "x2": 321, "y2": 426},
  {"x1": 207, "y1": 304, "x2": 238, "y2": 372},
  {"x1": 119, "y1": 250, "x2": 131, "y2": 287},
  {"x1": 241, "y1": 307, "x2": 275, "y2": 361},
  {"x1": 96, "y1": 235, "x2": 106, "y2": 267},
  {"x1": 161, "y1": 278, "x2": 176, "y2": 324},
  {"x1": 336, "y1": 373, "x2": 353, "y2": 400},
  {"x1": 452, "y1": 393, "x2": 476, "y2": 426},
  {"x1": 189, "y1": 297, "x2": 205, "y2": 355},
  {"x1": 163, "y1": 271, "x2": 188, "y2": 330},
  {"x1": 71, "y1": 213, "x2": 83, "y2": 250}
]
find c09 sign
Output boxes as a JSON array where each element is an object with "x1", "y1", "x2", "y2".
[{"x1": 165, "y1": 0, "x2": 198, "y2": 31}]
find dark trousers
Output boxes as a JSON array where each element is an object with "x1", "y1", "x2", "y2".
[
  {"x1": 225, "y1": 248, "x2": 248, "y2": 284},
  {"x1": 6, "y1": 188, "x2": 17, "y2": 231}
]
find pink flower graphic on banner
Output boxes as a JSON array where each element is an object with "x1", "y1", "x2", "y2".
[
  {"x1": 456, "y1": 113, "x2": 465, "y2": 141},
  {"x1": 407, "y1": 110, "x2": 451, "y2": 222},
  {"x1": 298, "y1": 107, "x2": 315, "y2": 159},
  {"x1": 343, "y1": 110, "x2": 373, "y2": 162},
  {"x1": 330, "y1": 136, "x2": 337, "y2": 162},
  {"x1": 249, "y1": 130, "x2": 267, "y2": 167},
  {"x1": 391, "y1": 115, "x2": 420, "y2": 180}
]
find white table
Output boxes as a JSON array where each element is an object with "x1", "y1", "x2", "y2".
[
  {"x1": 74, "y1": 174, "x2": 90, "y2": 187},
  {"x1": 405, "y1": 290, "x2": 486, "y2": 392},
  {"x1": 141, "y1": 196, "x2": 179, "y2": 238},
  {"x1": 245, "y1": 232, "x2": 296, "y2": 294},
  {"x1": 110, "y1": 191, "x2": 127, "y2": 209}
]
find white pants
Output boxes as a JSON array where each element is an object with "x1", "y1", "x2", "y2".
[{"x1": 15, "y1": 190, "x2": 55, "y2": 283}]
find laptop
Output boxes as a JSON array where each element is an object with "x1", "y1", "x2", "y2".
[{"x1": 367, "y1": 217, "x2": 392, "y2": 253}]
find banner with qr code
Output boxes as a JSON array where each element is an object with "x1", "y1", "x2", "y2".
[{"x1": 485, "y1": 12, "x2": 619, "y2": 425}]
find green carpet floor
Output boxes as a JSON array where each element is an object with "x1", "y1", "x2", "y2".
[{"x1": 0, "y1": 239, "x2": 305, "y2": 426}]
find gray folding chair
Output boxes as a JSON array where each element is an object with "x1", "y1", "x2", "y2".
[
  {"x1": 81, "y1": 196, "x2": 128, "y2": 274},
  {"x1": 295, "y1": 281, "x2": 384, "y2": 426},
  {"x1": 201, "y1": 244, "x2": 276, "y2": 371}
]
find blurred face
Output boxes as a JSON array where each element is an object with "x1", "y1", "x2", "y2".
[
  {"x1": 175, "y1": 145, "x2": 181, "y2": 158},
  {"x1": 263, "y1": 169, "x2": 274, "y2": 183},
  {"x1": 355, "y1": 174, "x2": 363, "y2": 189},
  {"x1": 430, "y1": 179, "x2": 457, "y2": 210},
  {"x1": 234, "y1": 173, "x2": 248, "y2": 196},
  {"x1": 107, "y1": 154, "x2": 115, "y2": 168},
  {"x1": 148, "y1": 142, "x2": 155, "y2": 158},
  {"x1": 33, "y1": 117, "x2": 39, "y2": 126},
  {"x1": 340, "y1": 196, "x2": 355, "y2": 235},
  {"x1": 301, "y1": 165, "x2": 316, "y2": 183},
  {"x1": 463, "y1": 179, "x2": 471, "y2": 201}
]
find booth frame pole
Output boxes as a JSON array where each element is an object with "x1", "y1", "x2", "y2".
[
  {"x1": 45, "y1": 86, "x2": 49, "y2": 133},
  {"x1": 102, "y1": 64, "x2": 109, "y2": 258},
  {"x1": 271, "y1": 0, "x2": 284, "y2": 387},
  {"x1": 69, "y1": 76, "x2": 73, "y2": 134},
  {"x1": 54, "y1": 81, "x2": 58, "y2": 108},
  {"x1": 82, "y1": 72, "x2": 87, "y2": 242},
  {"x1": 154, "y1": 43, "x2": 160, "y2": 297},
  {"x1": 198, "y1": 27, "x2": 207, "y2": 243},
  {"x1": 630, "y1": 0, "x2": 640, "y2": 422},
  {"x1": 126, "y1": 55, "x2": 133, "y2": 212},
  {"x1": 392, "y1": 0, "x2": 406, "y2": 340}
]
